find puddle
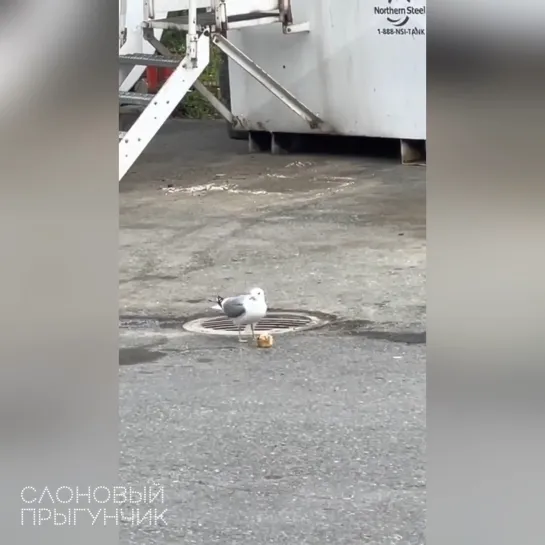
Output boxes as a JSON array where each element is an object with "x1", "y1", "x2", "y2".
[
  {"x1": 119, "y1": 346, "x2": 165, "y2": 366},
  {"x1": 119, "y1": 314, "x2": 425, "y2": 345},
  {"x1": 325, "y1": 320, "x2": 426, "y2": 344}
]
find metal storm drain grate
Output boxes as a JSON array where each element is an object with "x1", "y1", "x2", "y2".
[{"x1": 183, "y1": 311, "x2": 328, "y2": 336}]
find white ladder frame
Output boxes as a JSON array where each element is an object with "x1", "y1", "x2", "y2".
[
  {"x1": 119, "y1": 0, "x2": 319, "y2": 182},
  {"x1": 119, "y1": 41, "x2": 209, "y2": 180}
]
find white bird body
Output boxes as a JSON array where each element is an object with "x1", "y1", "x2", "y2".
[
  {"x1": 230, "y1": 296, "x2": 267, "y2": 326},
  {"x1": 214, "y1": 287, "x2": 267, "y2": 342}
]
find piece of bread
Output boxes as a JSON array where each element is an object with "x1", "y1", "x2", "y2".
[{"x1": 256, "y1": 334, "x2": 274, "y2": 348}]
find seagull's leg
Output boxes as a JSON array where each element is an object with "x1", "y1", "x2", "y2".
[
  {"x1": 238, "y1": 325, "x2": 247, "y2": 343},
  {"x1": 250, "y1": 324, "x2": 255, "y2": 340}
]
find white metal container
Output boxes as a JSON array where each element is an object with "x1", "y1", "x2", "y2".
[{"x1": 226, "y1": 0, "x2": 426, "y2": 139}]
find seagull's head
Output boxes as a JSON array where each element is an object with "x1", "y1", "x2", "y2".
[{"x1": 249, "y1": 287, "x2": 265, "y2": 301}]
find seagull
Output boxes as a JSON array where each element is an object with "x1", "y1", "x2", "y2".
[{"x1": 213, "y1": 287, "x2": 268, "y2": 342}]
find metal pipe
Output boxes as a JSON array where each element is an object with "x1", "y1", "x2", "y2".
[
  {"x1": 188, "y1": 0, "x2": 197, "y2": 37},
  {"x1": 119, "y1": 0, "x2": 127, "y2": 48},
  {"x1": 187, "y1": 0, "x2": 198, "y2": 64},
  {"x1": 144, "y1": 0, "x2": 154, "y2": 20},
  {"x1": 192, "y1": 80, "x2": 234, "y2": 124}
]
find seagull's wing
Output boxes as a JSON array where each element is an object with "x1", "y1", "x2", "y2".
[{"x1": 221, "y1": 295, "x2": 247, "y2": 318}]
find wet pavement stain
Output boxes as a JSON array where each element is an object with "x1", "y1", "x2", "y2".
[
  {"x1": 361, "y1": 331, "x2": 426, "y2": 344},
  {"x1": 196, "y1": 357, "x2": 214, "y2": 363},
  {"x1": 324, "y1": 320, "x2": 426, "y2": 344},
  {"x1": 119, "y1": 347, "x2": 166, "y2": 366},
  {"x1": 119, "y1": 315, "x2": 425, "y2": 345}
]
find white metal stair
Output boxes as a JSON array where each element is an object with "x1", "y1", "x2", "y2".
[
  {"x1": 118, "y1": 0, "x2": 322, "y2": 182},
  {"x1": 119, "y1": 54, "x2": 182, "y2": 68},
  {"x1": 144, "y1": 9, "x2": 282, "y2": 31}
]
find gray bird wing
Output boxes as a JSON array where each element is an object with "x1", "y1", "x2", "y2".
[{"x1": 221, "y1": 295, "x2": 247, "y2": 318}]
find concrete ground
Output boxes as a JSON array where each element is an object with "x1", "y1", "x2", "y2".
[{"x1": 119, "y1": 120, "x2": 426, "y2": 545}]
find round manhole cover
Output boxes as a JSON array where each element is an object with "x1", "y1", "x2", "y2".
[{"x1": 183, "y1": 311, "x2": 329, "y2": 336}]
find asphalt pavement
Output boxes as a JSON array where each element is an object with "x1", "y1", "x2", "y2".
[{"x1": 119, "y1": 120, "x2": 426, "y2": 544}]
